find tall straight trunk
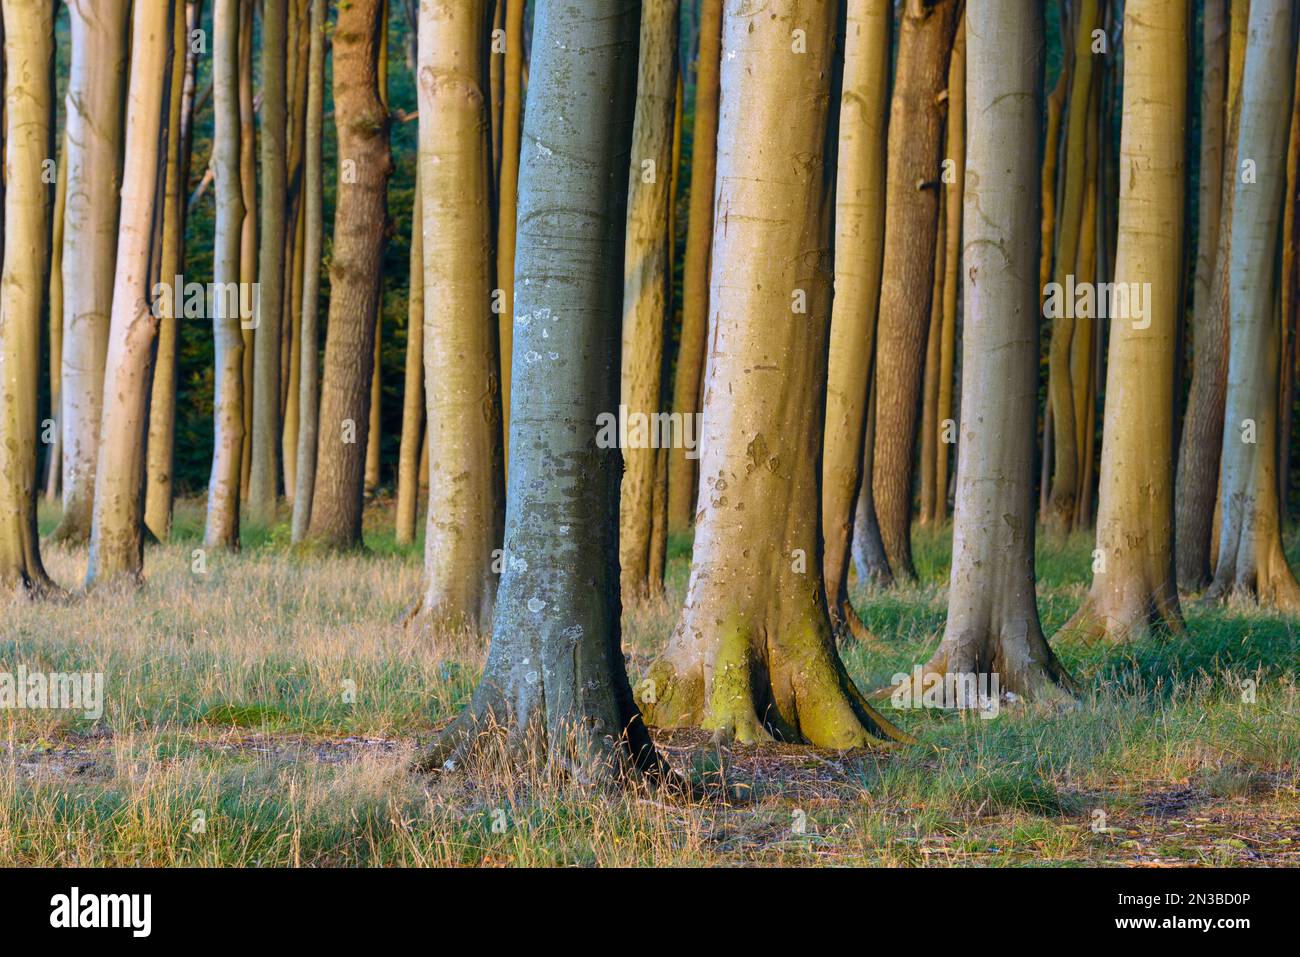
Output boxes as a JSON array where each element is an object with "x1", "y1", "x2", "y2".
[
  {"x1": 664, "y1": 0, "x2": 721, "y2": 536},
  {"x1": 305, "y1": 0, "x2": 391, "y2": 549},
  {"x1": 641, "y1": 0, "x2": 909, "y2": 750},
  {"x1": 43, "y1": 137, "x2": 66, "y2": 502},
  {"x1": 1175, "y1": 0, "x2": 1246, "y2": 589},
  {"x1": 619, "y1": 0, "x2": 679, "y2": 603},
  {"x1": 0, "y1": 0, "x2": 56, "y2": 595},
  {"x1": 932, "y1": 14, "x2": 964, "y2": 526},
  {"x1": 1063, "y1": 0, "x2": 1187, "y2": 642},
  {"x1": 871, "y1": 0, "x2": 961, "y2": 582},
  {"x1": 416, "y1": 0, "x2": 662, "y2": 780},
  {"x1": 1282, "y1": 16, "x2": 1300, "y2": 517},
  {"x1": 908, "y1": 0, "x2": 1075, "y2": 704},
  {"x1": 822, "y1": 0, "x2": 890, "y2": 640},
  {"x1": 51, "y1": 0, "x2": 129, "y2": 545},
  {"x1": 248, "y1": 0, "x2": 288, "y2": 525},
  {"x1": 496, "y1": 0, "x2": 525, "y2": 465},
  {"x1": 282, "y1": 189, "x2": 305, "y2": 498},
  {"x1": 86, "y1": 0, "x2": 176, "y2": 586},
  {"x1": 1045, "y1": 0, "x2": 1103, "y2": 533},
  {"x1": 918, "y1": 186, "x2": 946, "y2": 526},
  {"x1": 1208, "y1": 0, "x2": 1300, "y2": 609},
  {"x1": 852, "y1": 380, "x2": 892, "y2": 585},
  {"x1": 409, "y1": 0, "x2": 504, "y2": 632},
  {"x1": 1069, "y1": 80, "x2": 1101, "y2": 527},
  {"x1": 394, "y1": 172, "x2": 423, "y2": 546},
  {"x1": 363, "y1": 5, "x2": 389, "y2": 499},
  {"x1": 238, "y1": 0, "x2": 256, "y2": 499},
  {"x1": 144, "y1": 0, "x2": 191, "y2": 540},
  {"x1": 206, "y1": 0, "x2": 246, "y2": 550},
  {"x1": 290, "y1": 0, "x2": 326, "y2": 545}
]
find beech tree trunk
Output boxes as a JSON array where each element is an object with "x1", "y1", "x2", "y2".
[
  {"x1": 0, "y1": 0, "x2": 56, "y2": 595},
  {"x1": 415, "y1": 0, "x2": 661, "y2": 781},
  {"x1": 910, "y1": 0, "x2": 1076, "y2": 704},
  {"x1": 144, "y1": 0, "x2": 191, "y2": 540},
  {"x1": 1208, "y1": 0, "x2": 1300, "y2": 609},
  {"x1": 394, "y1": 173, "x2": 423, "y2": 546},
  {"x1": 1175, "y1": 0, "x2": 1245, "y2": 589},
  {"x1": 496, "y1": 0, "x2": 525, "y2": 464},
  {"x1": 1063, "y1": 0, "x2": 1188, "y2": 642},
  {"x1": 86, "y1": 0, "x2": 176, "y2": 586},
  {"x1": 290, "y1": 0, "x2": 326, "y2": 544},
  {"x1": 852, "y1": 381, "x2": 892, "y2": 585},
  {"x1": 1045, "y1": 0, "x2": 1102, "y2": 533},
  {"x1": 205, "y1": 0, "x2": 246, "y2": 550},
  {"x1": 932, "y1": 14, "x2": 964, "y2": 526},
  {"x1": 409, "y1": 0, "x2": 504, "y2": 632},
  {"x1": 640, "y1": 0, "x2": 909, "y2": 750},
  {"x1": 619, "y1": 0, "x2": 679, "y2": 603},
  {"x1": 665, "y1": 0, "x2": 722, "y2": 536},
  {"x1": 822, "y1": 0, "x2": 890, "y2": 641},
  {"x1": 248, "y1": 0, "x2": 287, "y2": 525},
  {"x1": 50, "y1": 0, "x2": 129, "y2": 545},
  {"x1": 304, "y1": 0, "x2": 391, "y2": 549},
  {"x1": 870, "y1": 0, "x2": 961, "y2": 582},
  {"x1": 238, "y1": 0, "x2": 256, "y2": 499}
]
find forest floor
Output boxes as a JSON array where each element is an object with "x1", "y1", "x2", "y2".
[{"x1": 2, "y1": 497, "x2": 1297, "y2": 866}]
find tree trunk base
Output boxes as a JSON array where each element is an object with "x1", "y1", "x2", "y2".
[
  {"x1": 1057, "y1": 590, "x2": 1185, "y2": 643},
  {"x1": 641, "y1": 611, "x2": 914, "y2": 750}
]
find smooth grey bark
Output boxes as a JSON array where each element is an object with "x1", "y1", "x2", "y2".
[
  {"x1": 290, "y1": 0, "x2": 325, "y2": 544},
  {"x1": 248, "y1": 0, "x2": 288, "y2": 525},
  {"x1": 912, "y1": 0, "x2": 1075, "y2": 703},
  {"x1": 51, "y1": 0, "x2": 129, "y2": 544},
  {"x1": 205, "y1": 0, "x2": 245, "y2": 549},
  {"x1": 416, "y1": 0, "x2": 660, "y2": 781}
]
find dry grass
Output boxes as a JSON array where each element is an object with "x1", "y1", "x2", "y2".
[{"x1": 1, "y1": 498, "x2": 1297, "y2": 866}]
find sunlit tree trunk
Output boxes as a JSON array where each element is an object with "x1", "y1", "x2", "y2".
[
  {"x1": 43, "y1": 139, "x2": 66, "y2": 502},
  {"x1": 86, "y1": 0, "x2": 176, "y2": 586},
  {"x1": 363, "y1": 5, "x2": 389, "y2": 500},
  {"x1": 248, "y1": 0, "x2": 287, "y2": 525},
  {"x1": 415, "y1": 0, "x2": 662, "y2": 780},
  {"x1": 871, "y1": 0, "x2": 961, "y2": 582},
  {"x1": 0, "y1": 0, "x2": 57, "y2": 595},
  {"x1": 290, "y1": 0, "x2": 326, "y2": 544},
  {"x1": 1208, "y1": 0, "x2": 1300, "y2": 609},
  {"x1": 394, "y1": 172, "x2": 423, "y2": 546},
  {"x1": 619, "y1": 0, "x2": 678, "y2": 603},
  {"x1": 665, "y1": 0, "x2": 721, "y2": 536},
  {"x1": 50, "y1": 0, "x2": 129, "y2": 545},
  {"x1": 641, "y1": 0, "x2": 910, "y2": 749},
  {"x1": 305, "y1": 0, "x2": 391, "y2": 549},
  {"x1": 144, "y1": 0, "x2": 191, "y2": 540},
  {"x1": 408, "y1": 0, "x2": 504, "y2": 631},
  {"x1": 905, "y1": 0, "x2": 1075, "y2": 704},
  {"x1": 205, "y1": 0, "x2": 246, "y2": 550},
  {"x1": 822, "y1": 0, "x2": 890, "y2": 641},
  {"x1": 932, "y1": 14, "x2": 964, "y2": 526},
  {"x1": 496, "y1": 0, "x2": 525, "y2": 464},
  {"x1": 238, "y1": 0, "x2": 256, "y2": 499},
  {"x1": 1062, "y1": 0, "x2": 1188, "y2": 642}
]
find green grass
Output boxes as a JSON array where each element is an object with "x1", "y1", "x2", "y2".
[{"x1": 1, "y1": 500, "x2": 1297, "y2": 866}]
